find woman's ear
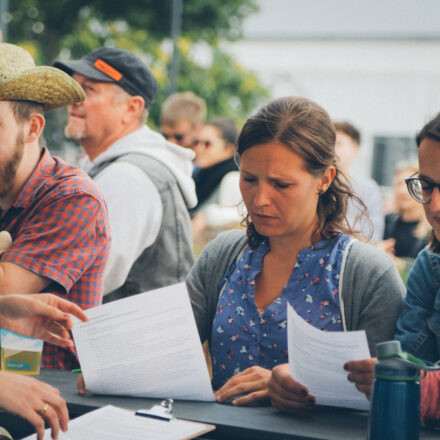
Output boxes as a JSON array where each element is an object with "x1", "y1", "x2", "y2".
[
  {"x1": 25, "y1": 113, "x2": 45, "y2": 143},
  {"x1": 319, "y1": 166, "x2": 336, "y2": 193}
]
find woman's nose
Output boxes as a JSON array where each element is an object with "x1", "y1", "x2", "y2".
[{"x1": 253, "y1": 184, "x2": 271, "y2": 206}]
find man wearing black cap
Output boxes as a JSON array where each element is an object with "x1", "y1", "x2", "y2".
[{"x1": 54, "y1": 48, "x2": 196, "y2": 301}]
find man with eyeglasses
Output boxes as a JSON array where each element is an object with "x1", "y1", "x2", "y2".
[
  {"x1": 54, "y1": 48, "x2": 197, "y2": 301},
  {"x1": 160, "y1": 92, "x2": 206, "y2": 149},
  {"x1": 344, "y1": 112, "x2": 440, "y2": 425}
]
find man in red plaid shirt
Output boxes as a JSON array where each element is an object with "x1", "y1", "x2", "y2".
[{"x1": 0, "y1": 43, "x2": 110, "y2": 370}]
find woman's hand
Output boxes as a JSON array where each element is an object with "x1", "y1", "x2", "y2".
[
  {"x1": 268, "y1": 364, "x2": 315, "y2": 412},
  {"x1": 214, "y1": 366, "x2": 271, "y2": 405},
  {"x1": 0, "y1": 371, "x2": 68, "y2": 440},
  {"x1": 344, "y1": 358, "x2": 376, "y2": 400},
  {"x1": 0, "y1": 294, "x2": 88, "y2": 347}
]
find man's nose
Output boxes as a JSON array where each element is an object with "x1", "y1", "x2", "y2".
[{"x1": 69, "y1": 101, "x2": 82, "y2": 109}]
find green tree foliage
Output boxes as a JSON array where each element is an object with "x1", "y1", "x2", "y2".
[
  {"x1": 6, "y1": 0, "x2": 268, "y2": 142},
  {"x1": 8, "y1": 0, "x2": 258, "y2": 62}
]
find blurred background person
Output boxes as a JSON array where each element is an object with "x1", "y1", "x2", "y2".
[
  {"x1": 161, "y1": 92, "x2": 206, "y2": 149},
  {"x1": 334, "y1": 121, "x2": 384, "y2": 243},
  {"x1": 190, "y1": 118, "x2": 243, "y2": 247},
  {"x1": 376, "y1": 162, "x2": 430, "y2": 282},
  {"x1": 379, "y1": 162, "x2": 430, "y2": 259}
]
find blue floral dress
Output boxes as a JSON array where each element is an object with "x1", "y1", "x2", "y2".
[{"x1": 210, "y1": 233, "x2": 353, "y2": 390}]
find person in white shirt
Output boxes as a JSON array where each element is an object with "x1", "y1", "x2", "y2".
[
  {"x1": 334, "y1": 121, "x2": 384, "y2": 242},
  {"x1": 54, "y1": 48, "x2": 197, "y2": 301}
]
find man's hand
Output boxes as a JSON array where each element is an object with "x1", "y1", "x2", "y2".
[
  {"x1": 214, "y1": 366, "x2": 271, "y2": 406},
  {"x1": 0, "y1": 371, "x2": 68, "y2": 440},
  {"x1": 344, "y1": 358, "x2": 376, "y2": 400},
  {"x1": 268, "y1": 363, "x2": 315, "y2": 412},
  {"x1": 0, "y1": 294, "x2": 88, "y2": 347}
]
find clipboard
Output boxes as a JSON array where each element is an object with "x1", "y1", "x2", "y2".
[
  {"x1": 170, "y1": 419, "x2": 216, "y2": 440},
  {"x1": 135, "y1": 399, "x2": 215, "y2": 439},
  {"x1": 21, "y1": 404, "x2": 215, "y2": 440}
]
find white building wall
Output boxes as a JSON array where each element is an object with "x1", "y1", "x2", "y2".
[{"x1": 226, "y1": 39, "x2": 440, "y2": 178}]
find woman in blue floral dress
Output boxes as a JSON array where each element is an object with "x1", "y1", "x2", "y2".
[{"x1": 186, "y1": 97, "x2": 404, "y2": 407}]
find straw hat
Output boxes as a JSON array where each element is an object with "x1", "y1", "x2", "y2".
[{"x1": 0, "y1": 43, "x2": 85, "y2": 112}]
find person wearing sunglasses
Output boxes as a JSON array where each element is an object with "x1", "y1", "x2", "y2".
[
  {"x1": 161, "y1": 92, "x2": 206, "y2": 149},
  {"x1": 344, "y1": 112, "x2": 440, "y2": 425},
  {"x1": 190, "y1": 118, "x2": 243, "y2": 239}
]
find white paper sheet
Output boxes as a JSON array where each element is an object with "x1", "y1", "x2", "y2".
[
  {"x1": 22, "y1": 405, "x2": 212, "y2": 440},
  {"x1": 287, "y1": 306, "x2": 370, "y2": 410},
  {"x1": 72, "y1": 283, "x2": 214, "y2": 401}
]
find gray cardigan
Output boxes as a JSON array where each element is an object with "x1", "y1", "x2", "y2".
[{"x1": 186, "y1": 230, "x2": 405, "y2": 356}]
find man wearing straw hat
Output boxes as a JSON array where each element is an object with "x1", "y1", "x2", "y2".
[
  {"x1": 54, "y1": 48, "x2": 196, "y2": 302},
  {"x1": 0, "y1": 43, "x2": 110, "y2": 370}
]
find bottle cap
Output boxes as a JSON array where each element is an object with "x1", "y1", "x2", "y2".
[
  {"x1": 375, "y1": 340, "x2": 422, "y2": 382},
  {"x1": 376, "y1": 341, "x2": 403, "y2": 359}
]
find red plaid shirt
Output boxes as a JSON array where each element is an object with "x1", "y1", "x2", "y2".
[{"x1": 0, "y1": 148, "x2": 110, "y2": 369}]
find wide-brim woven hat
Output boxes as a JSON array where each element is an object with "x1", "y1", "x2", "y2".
[{"x1": 0, "y1": 43, "x2": 85, "y2": 112}]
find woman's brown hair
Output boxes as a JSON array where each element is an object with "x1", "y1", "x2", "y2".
[{"x1": 236, "y1": 96, "x2": 365, "y2": 248}]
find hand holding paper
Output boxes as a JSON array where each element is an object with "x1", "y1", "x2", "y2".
[
  {"x1": 287, "y1": 306, "x2": 370, "y2": 410},
  {"x1": 72, "y1": 283, "x2": 214, "y2": 401}
]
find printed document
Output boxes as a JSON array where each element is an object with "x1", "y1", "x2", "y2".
[
  {"x1": 287, "y1": 306, "x2": 370, "y2": 410},
  {"x1": 72, "y1": 283, "x2": 214, "y2": 401},
  {"x1": 22, "y1": 405, "x2": 214, "y2": 440}
]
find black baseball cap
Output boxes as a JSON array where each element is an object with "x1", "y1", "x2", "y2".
[{"x1": 53, "y1": 47, "x2": 157, "y2": 108}]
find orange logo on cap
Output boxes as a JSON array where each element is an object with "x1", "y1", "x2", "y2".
[{"x1": 94, "y1": 59, "x2": 123, "y2": 81}]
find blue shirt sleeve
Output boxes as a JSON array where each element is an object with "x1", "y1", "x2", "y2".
[{"x1": 395, "y1": 247, "x2": 440, "y2": 363}]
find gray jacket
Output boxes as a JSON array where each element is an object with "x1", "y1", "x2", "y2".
[
  {"x1": 186, "y1": 230, "x2": 405, "y2": 356},
  {"x1": 101, "y1": 154, "x2": 195, "y2": 302}
]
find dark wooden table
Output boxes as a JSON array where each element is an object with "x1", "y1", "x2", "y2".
[{"x1": 2, "y1": 369, "x2": 440, "y2": 439}]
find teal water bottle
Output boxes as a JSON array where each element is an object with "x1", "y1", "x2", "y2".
[{"x1": 368, "y1": 341, "x2": 440, "y2": 440}]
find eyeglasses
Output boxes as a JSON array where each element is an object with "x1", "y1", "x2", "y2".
[
  {"x1": 405, "y1": 176, "x2": 440, "y2": 204},
  {"x1": 194, "y1": 139, "x2": 212, "y2": 148}
]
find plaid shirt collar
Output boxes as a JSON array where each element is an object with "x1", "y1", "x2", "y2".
[{"x1": 13, "y1": 147, "x2": 54, "y2": 209}]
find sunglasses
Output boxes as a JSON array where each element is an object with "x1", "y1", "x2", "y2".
[
  {"x1": 405, "y1": 175, "x2": 440, "y2": 204},
  {"x1": 194, "y1": 139, "x2": 212, "y2": 148},
  {"x1": 163, "y1": 132, "x2": 185, "y2": 143}
]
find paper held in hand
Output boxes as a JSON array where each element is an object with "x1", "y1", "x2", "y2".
[
  {"x1": 72, "y1": 283, "x2": 215, "y2": 401},
  {"x1": 287, "y1": 305, "x2": 371, "y2": 411}
]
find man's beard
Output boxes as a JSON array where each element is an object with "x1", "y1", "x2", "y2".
[
  {"x1": 64, "y1": 120, "x2": 86, "y2": 141},
  {"x1": 0, "y1": 130, "x2": 25, "y2": 198}
]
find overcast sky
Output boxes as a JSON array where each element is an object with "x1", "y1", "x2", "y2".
[{"x1": 243, "y1": 0, "x2": 440, "y2": 39}]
